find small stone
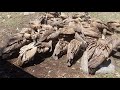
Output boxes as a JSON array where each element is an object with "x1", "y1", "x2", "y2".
[
  {"x1": 53, "y1": 63, "x2": 56, "y2": 66},
  {"x1": 20, "y1": 13, "x2": 23, "y2": 15},
  {"x1": 48, "y1": 70, "x2": 52, "y2": 74},
  {"x1": 2, "y1": 19, "x2": 5, "y2": 22},
  {"x1": 115, "y1": 72, "x2": 120, "y2": 77},
  {"x1": 45, "y1": 67, "x2": 49, "y2": 69},
  {"x1": 77, "y1": 60, "x2": 80, "y2": 63},
  {"x1": 0, "y1": 16, "x2": 2, "y2": 19},
  {"x1": 16, "y1": 27, "x2": 19, "y2": 31},
  {"x1": 30, "y1": 12, "x2": 35, "y2": 14},
  {"x1": 71, "y1": 67, "x2": 75, "y2": 70},
  {"x1": 48, "y1": 70, "x2": 52, "y2": 73},
  {"x1": 7, "y1": 15, "x2": 11, "y2": 19},
  {"x1": 23, "y1": 12, "x2": 30, "y2": 16},
  {"x1": 23, "y1": 12, "x2": 35, "y2": 16}
]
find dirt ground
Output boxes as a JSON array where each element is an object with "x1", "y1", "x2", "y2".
[{"x1": 1, "y1": 12, "x2": 120, "y2": 78}]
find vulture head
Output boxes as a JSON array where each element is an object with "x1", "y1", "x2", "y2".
[
  {"x1": 107, "y1": 20, "x2": 120, "y2": 33},
  {"x1": 29, "y1": 19, "x2": 42, "y2": 31}
]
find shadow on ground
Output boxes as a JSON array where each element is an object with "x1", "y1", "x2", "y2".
[{"x1": 0, "y1": 48, "x2": 36, "y2": 78}]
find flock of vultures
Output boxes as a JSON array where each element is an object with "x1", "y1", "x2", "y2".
[{"x1": 1, "y1": 12, "x2": 120, "y2": 75}]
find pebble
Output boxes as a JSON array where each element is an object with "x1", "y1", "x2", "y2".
[
  {"x1": 0, "y1": 16, "x2": 2, "y2": 19},
  {"x1": 53, "y1": 63, "x2": 56, "y2": 66},
  {"x1": 115, "y1": 72, "x2": 120, "y2": 77},
  {"x1": 71, "y1": 67, "x2": 75, "y2": 70},
  {"x1": 7, "y1": 15, "x2": 11, "y2": 19},
  {"x1": 23, "y1": 12, "x2": 30, "y2": 15},
  {"x1": 29, "y1": 12, "x2": 35, "y2": 14},
  {"x1": 45, "y1": 67, "x2": 50, "y2": 69},
  {"x1": 48, "y1": 70, "x2": 52, "y2": 73},
  {"x1": 16, "y1": 27, "x2": 19, "y2": 31},
  {"x1": 74, "y1": 75, "x2": 80, "y2": 78},
  {"x1": 77, "y1": 60, "x2": 81, "y2": 63},
  {"x1": 2, "y1": 19, "x2": 5, "y2": 22},
  {"x1": 23, "y1": 12, "x2": 35, "y2": 16}
]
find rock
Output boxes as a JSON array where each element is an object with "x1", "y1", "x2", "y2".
[
  {"x1": 7, "y1": 15, "x2": 11, "y2": 19},
  {"x1": 96, "y1": 63, "x2": 115, "y2": 74},
  {"x1": 115, "y1": 72, "x2": 120, "y2": 77},
  {"x1": 16, "y1": 28, "x2": 19, "y2": 31},
  {"x1": 96, "y1": 59, "x2": 115, "y2": 74},
  {"x1": 23, "y1": 12, "x2": 35, "y2": 15},
  {"x1": 29, "y1": 12, "x2": 35, "y2": 14},
  {"x1": 0, "y1": 16, "x2": 2, "y2": 19},
  {"x1": 2, "y1": 19, "x2": 5, "y2": 22},
  {"x1": 23, "y1": 12, "x2": 30, "y2": 16}
]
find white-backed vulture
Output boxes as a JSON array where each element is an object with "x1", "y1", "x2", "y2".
[
  {"x1": 52, "y1": 38, "x2": 69, "y2": 60},
  {"x1": 67, "y1": 39, "x2": 83, "y2": 67}
]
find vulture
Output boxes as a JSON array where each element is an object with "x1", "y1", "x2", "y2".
[
  {"x1": 52, "y1": 38, "x2": 69, "y2": 60},
  {"x1": 67, "y1": 39, "x2": 83, "y2": 67}
]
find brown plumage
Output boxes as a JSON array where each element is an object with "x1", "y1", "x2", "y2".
[
  {"x1": 16, "y1": 42, "x2": 37, "y2": 66},
  {"x1": 67, "y1": 39, "x2": 83, "y2": 67},
  {"x1": 88, "y1": 39, "x2": 110, "y2": 69},
  {"x1": 67, "y1": 19, "x2": 101, "y2": 38},
  {"x1": 88, "y1": 34, "x2": 120, "y2": 69},
  {"x1": 34, "y1": 24, "x2": 54, "y2": 42},
  {"x1": 29, "y1": 19, "x2": 42, "y2": 31},
  {"x1": 36, "y1": 40, "x2": 53, "y2": 53},
  {"x1": 52, "y1": 38, "x2": 69, "y2": 60},
  {"x1": 2, "y1": 33, "x2": 31, "y2": 59},
  {"x1": 107, "y1": 20, "x2": 120, "y2": 34},
  {"x1": 80, "y1": 41, "x2": 97, "y2": 74},
  {"x1": 47, "y1": 30, "x2": 61, "y2": 40},
  {"x1": 47, "y1": 18, "x2": 64, "y2": 28}
]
